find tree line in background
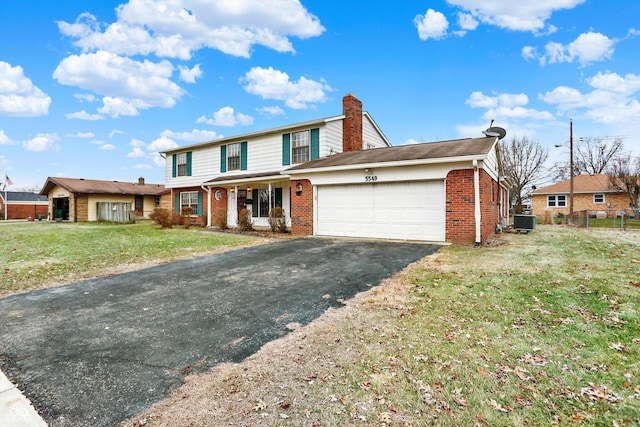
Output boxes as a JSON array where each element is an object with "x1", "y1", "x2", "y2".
[{"x1": 499, "y1": 135, "x2": 640, "y2": 213}]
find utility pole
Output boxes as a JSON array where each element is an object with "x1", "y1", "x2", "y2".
[{"x1": 569, "y1": 119, "x2": 574, "y2": 224}]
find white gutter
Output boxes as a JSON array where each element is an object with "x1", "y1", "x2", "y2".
[
  {"x1": 473, "y1": 160, "x2": 481, "y2": 244},
  {"x1": 200, "y1": 184, "x2": 211, "y2": 227}
]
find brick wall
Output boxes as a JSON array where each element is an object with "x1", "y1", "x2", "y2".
[
  {"x1": 290, "y1": 179, "x2": 313, "y2": 235},
  {"x1": 171, "y1": 187, "x2": 207, "y2": 226},
  {"x1": 76, "y1": 195, "x2": 89, "y2": 222},
  {"x1": 532, "y1": 192, "x2": 632, "y2": 218},
  {"x1": 210, "y1": 187, "x2": 228, "y2": 227},
  {"x1": 446, "y1": 169, "x2": 499, "y2": 245},
  {"x1": 342, "y1": 94, "x2": 363, "y2": 152}
]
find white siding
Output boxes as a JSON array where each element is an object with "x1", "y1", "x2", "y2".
[
  {"x1": 363, "y1": 114, "x2": 390, "y2": 149},
  {"x1": 482, "y1": 143, "x2": 500, "y2": 181},
  {"x1": 322, "y1": 120, "x2": 344, "y2": 157}
]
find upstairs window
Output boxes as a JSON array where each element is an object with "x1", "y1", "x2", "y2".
[
  {"x1": 227, "y1": 143, "x2": 240, "y2": 171},
  {"x1": 292, "y1": 130, "x2": 310, "y2": 163},
  {"x1": 547, "y1": 195, "x2": 566, "y2": 207},
  {"x1": 173, "y1": 152, "x2": 192, "y2": 177}
]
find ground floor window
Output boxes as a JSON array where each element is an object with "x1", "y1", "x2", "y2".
[
  {"x1": 593, "y1": 194, "x2": 605, "y2": 204},
  {"x1": 178, "y1": 191, "x2": 201, "y2": 215},
  {"x1": 547, "y1": 195, "x2": 566, "y2": 207},
  {"x1": 252, "y1": 188, "x2": 283, "y2": 218}
]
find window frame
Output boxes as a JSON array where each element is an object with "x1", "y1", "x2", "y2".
[
  {"x1": 291, "y1": 130, "x2": 310, "y2": 163},
  {"x1": 227, "y1": 142, "x2": 240, "y2": 171},
  {"x1": 180, "y1": 191, "x2": 199, "y2": 215},
  {"x1": 547, "y1": 195, "x2": 567, "y2": 208},
  {"x1": 176, "y1": 152, "x2": 188, "y2": 177},
  {"x1": 593, "y1": 193, "x2": 605, "y2": 204}
]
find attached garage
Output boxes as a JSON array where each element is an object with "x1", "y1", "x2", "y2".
[{"x1": 316, "y1": 180, "x2": 445, "y2": 241}]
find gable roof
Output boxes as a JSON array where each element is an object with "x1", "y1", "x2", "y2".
[
  {"x1": 1, "y1": 191, "x2": 48, "y2": 203},
  {"x1": 531, "y1": 174, "x2": 618, "y2": 195},
  {"x1": 160, "y1": 111, "x2": 390, "y2": 155},
  {"x1": 40, "y1": 177, "x2": 167, "y2": 196},
  {"x1": 287, "y1": 136, "x2": 498, "y2": 173}
]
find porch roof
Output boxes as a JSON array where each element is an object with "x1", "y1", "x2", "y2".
[{"x1": 203, "y1": 171, "x2": 289, "y2": 186}]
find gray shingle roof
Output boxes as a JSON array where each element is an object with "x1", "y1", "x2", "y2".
[
  {"x1": 40, "y1": 177, "x2": 167, "y2": 196},
  {"x1": 286, "y1": 137, "x2": 497, "y2": 171},
  {"x1": 2, "y1": 192, "x2": 48, "y2": 203}
]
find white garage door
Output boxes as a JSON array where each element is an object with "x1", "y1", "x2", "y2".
[{"x1": 316, "y1": 180, "x2": 445, "y2": 241}]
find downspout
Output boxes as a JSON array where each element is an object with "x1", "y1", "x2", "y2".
[
  {"x1": 200, "y1": 184, "x2": 211, "y2": 227},
  {"x1": 473, "y1": 160, "x2": 481, "y2": 245}
]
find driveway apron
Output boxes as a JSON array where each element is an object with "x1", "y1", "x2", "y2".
[{"x1": 0, "y1": 238, "x2": 439, "y2": 426}]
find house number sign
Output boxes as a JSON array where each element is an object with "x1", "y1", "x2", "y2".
[{"x1": 365, "y1": 175, "x2": 378, "y2": 182}]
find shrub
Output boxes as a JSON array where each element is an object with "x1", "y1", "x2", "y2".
[
  {"x1": 237, "y1": 208, "x2": 254, "y2": 232},
  {"x1": 268, "y1": 207, "x2": 288, "y2": 233},
  {"x1": 213, "y1": 208, "x2": 228, "y2": 230},
  {"x1": 544, "y1": 210, "x2": 553, "y2": 225},
  {"x1": 149, "y1": 208, "x2": 173, "y2": 229},
  {"x1": 180, "y1": 207, "x2": 193, "y2": 229}
]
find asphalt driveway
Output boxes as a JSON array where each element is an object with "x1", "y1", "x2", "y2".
[{"x1": 0, "y1": 238, "x2": 439, "y2": 426}]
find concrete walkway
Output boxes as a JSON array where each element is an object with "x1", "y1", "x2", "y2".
[
  {"x1": 0, "y1": 371, "x2": 47, "y2": 426},
  {"x1": 0, "y1": 238, "x2": 439, "y2": 426}
]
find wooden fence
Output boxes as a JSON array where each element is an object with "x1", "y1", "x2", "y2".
[{"x1": 96, "y1": 202, "x2": 135, "y2": 223}]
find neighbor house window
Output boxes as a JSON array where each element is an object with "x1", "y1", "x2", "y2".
[
  {"x1": 180, "y1": 191, "x2": 200, "y2": 215},
  {"x1": 593, "y1": 194, "x2": 605, "y2": 204},
  {"x1": 292, "y1": 130, "x2": 310, "y2": 163},
  {"x1": 173, "y1": 152, "x2": 192, "y2": 177},
  {"x1": 227, "y1": 143, "x2": 240, "y2": 171},
  {"x1": 155, "y1": 196, "x2": 161, "y2": 207},
  {"x1": 548, "y1": 195, "x2": 567, "y2": 207}
]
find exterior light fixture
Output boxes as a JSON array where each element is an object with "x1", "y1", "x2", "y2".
[{"x1": 296, "y1": 182, "x2": 303, "y2": 195}]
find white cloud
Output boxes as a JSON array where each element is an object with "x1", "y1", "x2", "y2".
[
  {"x1": 57, "y1": 0, "x2": 325, "y2": 60},
  {"x1": 414, "y1": 9, "x2": 449, "y2": 40},
  {"x1": 127, "y1": 147, "x2": 146, "y2": 157},
  {"x1": 467, "y1": 91, "x2": 554, "y2": 121},
  {"x1": 98, "y1": 143, "x2": 116, "y2": 150},
  {"x1": 148, "y1": 135, "x2": 179, "y2": 152},
  {"x1": 53, "y1": 50, "x2": 184, "y2": 117},
  {"x1": 74, "y1": 93, "x2": 96, "y2": 103},
  {"x1": 203, "y1": 106, "x2": 254, "y2": 127},
  {"x1": 0, "y1": 61, "x2": 51, "y2": 117},
  {"x1": 66, "y1": 110, "x2": 106, "y2": 120},
  {"x1": 446, "y1": 0, "x2": 586, "y2": 32},
  {"x1": 68, "y1": 132, "x2": 95, "y2": 138},
  {"x1": 0, "y1": 130, "x2": 13, "y2": 145},
  {"x1": 134, "y1": 163, "x2": 152, "y2": 169},
  {"x1": 257, "y1": 105, "x2": 285, "y2": 117},
  {"x1": 524, "y1": 32, "x2": 615, "y2": 66},
  {"x1": 22, "y1": 133, "x2": 59, "y2": 152},
  {"x1": 160, "y1": 129, "x2": 220, "y2": 142},
  {"x1": 178, "y1": 64, "x2": 202, "y2": 83},
  {"x1": 457, "y1": 12, "x2": 479, "y2": 31},
  {"x1": 540, "y1": 71, "x2": 640, "y2": 124},
  {"x1": 109, "y1": 129, "x2": 125, "y2": 138},
  {"x1": 129, "y1": 138, "x2": 146, "y2": 147},
  {"x1": 241, "y1": 66, "x2": 332, "y2": 109}
]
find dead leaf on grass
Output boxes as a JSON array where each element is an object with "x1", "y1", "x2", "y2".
[
  {"x1": 488, "y1": 398, "x2": 512, "y2": 413},
  {"x1": 378, "y1": 411, "x2": 393, "y2": 423},
  {"x1": 580, "y1": 383, "x2": 624, "y2": 402},
  {"x1": 253, "y1": 399, "x2": 267, "y2": 411}
]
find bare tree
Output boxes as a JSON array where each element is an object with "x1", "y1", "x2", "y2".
[
  {"x1": 552, "y1": 137, "x2": 624, "y2": 180},
  {"x1": 499, "y1": 136, "x2": 548, "y2": 212},
  {"x1": 607, "y1": 156, "x2": 640, "y2": 210}
]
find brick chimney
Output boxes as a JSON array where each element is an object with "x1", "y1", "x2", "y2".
[
  {"x1": 138, "y1": 177, "x2": 145, "y2": 185},
  {"x1": 342, "y1": 94, "x2": 363, "y2": 152}
]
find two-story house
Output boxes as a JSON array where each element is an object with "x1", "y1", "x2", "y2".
[
  {"x1": 163, "y1": 94, "x2": 390, "y2": 229},
  {"x1": 163, "y1": 94, "x2": 510, "y2": 244}
]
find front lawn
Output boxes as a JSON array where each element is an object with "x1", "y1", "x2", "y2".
[
  {"x1": 125, "y1": 225, "x2": 640, "y2": 426},
  {"x1": 0, "y1": 221, "x2": 259, "y2": 297}
]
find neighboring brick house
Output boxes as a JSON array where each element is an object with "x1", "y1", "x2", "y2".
[
  {"x1": 530, "y1": 174, "x2": 633, "y2": 218},
  {"x1": 162, "y1": 93, "x2": 509, "y2": 244},
  {"x1": 40, "y1": 177, "x2": 169, "y2": 222},
  {"x1": 0, "y1": 191, "x2": 48, "y2": 220}
]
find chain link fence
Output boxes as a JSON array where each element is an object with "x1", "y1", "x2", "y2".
[{"x1": 567, "y1": 209, "x2": 640, "y2": 230}]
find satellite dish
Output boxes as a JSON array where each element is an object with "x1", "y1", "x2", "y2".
[{"x1": 483, "y1": 126, "x2": 507, "y2": 139}]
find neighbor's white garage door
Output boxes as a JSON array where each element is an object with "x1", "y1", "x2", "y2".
[{"x1": 316, "y1": 180, "x2": 445, "y2": 241}]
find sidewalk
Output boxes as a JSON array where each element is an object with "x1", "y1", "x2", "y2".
[{"x1": 0, "y1": 369, "x2": 47, "y2": 427}]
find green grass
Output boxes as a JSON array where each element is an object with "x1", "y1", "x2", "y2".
[
  {"x1": 301, "y1": 226, "x2": 640, "y2": 426},
  {"x1": 0, "y1": 221, "x2": 257, "y2": 296}
]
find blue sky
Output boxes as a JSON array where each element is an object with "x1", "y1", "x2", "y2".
[{"x1": 2, "y1": 0, "x2": 640, "y2": 190}]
